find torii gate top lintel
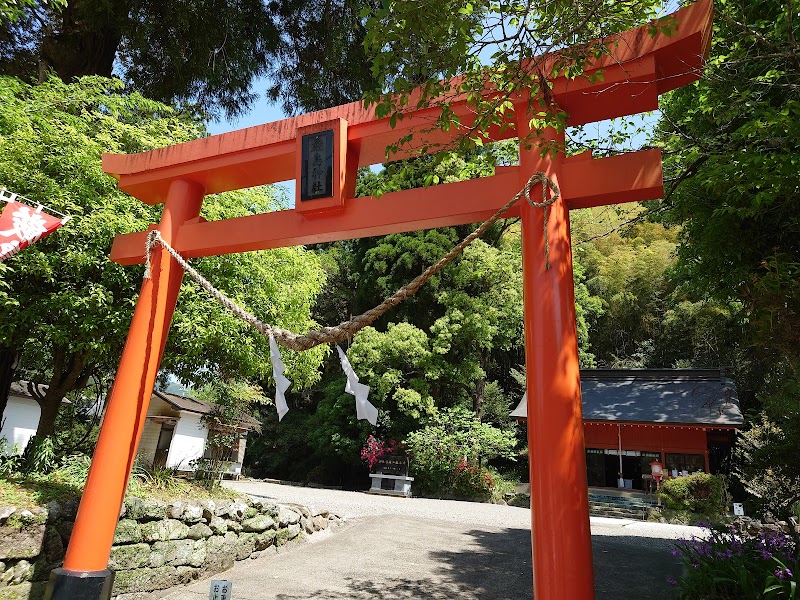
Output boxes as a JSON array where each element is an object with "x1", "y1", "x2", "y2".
[{"x1": 103, "y1": 0, "x2": 711, "y2": 207}]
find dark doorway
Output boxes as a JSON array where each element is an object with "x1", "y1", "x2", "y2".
[{"x1": 153, "y1": 423, "x2": 174, "y2": 469}]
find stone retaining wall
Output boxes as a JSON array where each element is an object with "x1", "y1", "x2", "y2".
[{"x1": 0, "y1": 495, "x2": 342, "y2": 599}]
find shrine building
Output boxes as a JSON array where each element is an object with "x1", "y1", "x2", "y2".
[{"x1": 511, "y1": 368, "x2": 743, "y2": 491}]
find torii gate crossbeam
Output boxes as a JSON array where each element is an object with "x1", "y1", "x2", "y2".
[{"x1": 46, "y1": 2, "x2": 712, "y2": 599}]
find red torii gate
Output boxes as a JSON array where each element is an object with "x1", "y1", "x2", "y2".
[{"x1": 47, "y1": 2, "x2": 712, "y2": 598}]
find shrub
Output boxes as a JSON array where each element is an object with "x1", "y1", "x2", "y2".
[
  {"x1": 660, "y1": 473, "x2": 725, "y2": 515},
  {"x1": 0, "y1": 438, "x2": 22, "y2": 477},
  {"x1": 405, "y1": 406, "x2": 516, "y2": 499},
  {"x1": 360, "y1": 435, "x2": 402, "y2": 470},
  {"x1": 668, "y1": 522, "x2": 799, "y2": 599}
]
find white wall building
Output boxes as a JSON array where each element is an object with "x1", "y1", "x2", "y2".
[
  {"x1": 0, "y1": 381, "x2": 48, "y2": 454},
  {"x1": 136, "y1": 390, "x2": 256, "y2": 477}
]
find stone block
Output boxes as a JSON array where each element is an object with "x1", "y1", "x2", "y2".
[
  {"x1": 0, "y1": 507, "x2": 14, "y2": 524},
  {"x1": 213, "y1": 501, "x2": 231, "y2": 517},
  {"x1": 254, "y1": 530, "x2": 276, "y2": 551},
  {"x1": 45, "y1": 501, "x2": 61, "y2": 520},
  {"x1": 199, "y1": 499, "x2": 216, "y2": 522},
  {"x1": 223, "y1": 531, "x2": 238, "y2": 545},
  {"x1": 190, "y1": 539, "x2": 207, "y2": 567},
  {"x1": 312, "y1": 516, "x2": 328, "y2": 530},
  {"x1": 234, "y1": 533, "x2": 257, "y2": 560},
  {"x1": 244, "y1": 506, "x2": 258, "y2": 519},
  {"x1": 0, "y1": 524, "x2": 46, "y2": 559},
  {"x1": 109, "y1": 543, "x2": 151, "y2": 570},
  {"x1": 287, "y1": 523, "x2": 301, "y2": 540},
  {"x1": 300, "y1": 516, "x2": 314, "y2": 534},
  {"x1": 182, "y1": 502, "x2": 203, "y2": 523},
  {"x1": 56, "y1": 520, "x2": 73, "y2": 545},
  {"x1": 242, "y1": 515, "x2": 275, "y2": 533},
  {"x1": 112, "y1": 566, "x2": 179, "y2": 594},
  {"x1": 256, "y1": 500, "x2": 279, "y2": 518},
  {"x1": 152, "y1": 539, "x2": 195, "y2": 567},
  {"x1": 148, "y1": 548, "x2": 166, "y2": 568},
  {"x1": 141, "y1": 519, "x2": 190, "y2": 542},
  {"x1": 0, "y1": 581, "x2": 46, "y2": 600},
  {"x1": 226, "y1": 520, "x2": 243, "y2": 533},
  {"x1": 40, "y1": 528, "x2": 64, "y2": 569},
  {"x1": 167, "y1": 501, "x2": 185, "y2": 520},
  {"x1": 176, "y1": 565, "x2": 201, "y2": 584},
  {"x1": 0, "y1": 561, "x2": 13, "y2": 586},
  {"x1": 227, "y1": 499, "x2": 248, "y2": 521},
  {"x1": 294, "y1": 504, "x2": 311, "y2": 518},
  {"x1": 114, "y1": 519, "x2": 143, "y2": 545},
  {"x1": 209, "y1": 516, "x2": 228, "y2": 534},
  {"x1": 277, "y1": 507, "x2": 301, "y2": 527},
  {"x1": 10, "y1": 559, "x2": 31, "y2": 584},
  {"x1": 187, "y1": 523, "x2": 213, "y2": 540}
]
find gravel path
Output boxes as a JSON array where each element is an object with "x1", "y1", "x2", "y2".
[
  {"x1": 158, "y1": 480, "x2": 711, "y2": 599},
  {"x1": 225, "y1": 479, "x2": 702, "y2": 540}
]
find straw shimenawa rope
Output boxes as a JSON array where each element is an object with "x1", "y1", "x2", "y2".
[{"x1": 144, "y1": 172, "x2": 560, "y2": 351}]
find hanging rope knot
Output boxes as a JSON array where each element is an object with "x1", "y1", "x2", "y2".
[
  {"x1": 522, "y1": 172, "x2": 561, "y2": 270},
  {"x1": 143, "y1": 229, "x2": 162, "y2": 279},
  {"x1": 141, "y1": 171, "x2": 560, "y2": 350}
]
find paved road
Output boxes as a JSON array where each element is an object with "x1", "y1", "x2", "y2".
[{"x1": 162, "y1": 481, "x2": 701, "y2": 600}]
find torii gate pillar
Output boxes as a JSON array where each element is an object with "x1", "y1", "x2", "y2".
[{"x1": 518, "y1": 121, "x2": 594, "y2": 596}]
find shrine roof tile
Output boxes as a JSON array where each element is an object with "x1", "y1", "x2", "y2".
[{"x1": 510, "y1": 368, "x2": 743, "y2": 426}]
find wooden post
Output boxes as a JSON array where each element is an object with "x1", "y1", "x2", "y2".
[
  {"x1": 517, "y1": 118, "x2": 595, "y2": 600},
  {"x1": 47, "y1": 180, "x2": 203, "y2": 599}
]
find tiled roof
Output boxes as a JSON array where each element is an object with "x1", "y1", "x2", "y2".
[
  {"x1": 152, "y1": 390, "x2": 260, "y2": 429},
  {"x1": 510, "y1": 369, "x2": 743, "y2": 426}
]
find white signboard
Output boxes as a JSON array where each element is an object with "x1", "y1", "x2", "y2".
[
  {"x1": 209, "y1": 580, "x2": 232, "y2": 600},
  {"x1": 733, "y1": 503, "x2": 745, "y2": 516}
]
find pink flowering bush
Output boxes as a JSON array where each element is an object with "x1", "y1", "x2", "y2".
[
  {"x1": 360, "y1": 435, "x2": 402, "y2": 470},
  {"x1": 668, "y1": 521, "x2": 798, "y2": 599}
]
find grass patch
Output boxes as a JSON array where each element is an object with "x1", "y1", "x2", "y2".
[{"x1": 0, "y1": 456, "x2": 243, "y2": 511}]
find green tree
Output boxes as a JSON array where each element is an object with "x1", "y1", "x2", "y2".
[
  {"x1": 655, "y1": 0, "x2": 800, "y2": 519},
  {"x1": 194, "y1": 379, "x2": 268, "y2": 489},
  {"x1": 405, "y1": 405, "x2": 516, "y2": 497},
  {"x1": 362, "y1": 0, "x2": 669, "y2": 155},
  {"x1": 0, "y1": 76, "x2": 326, "y2": 439},
  {"x1": 0, "y1": 0, "x2": 280, "y2": 117}
]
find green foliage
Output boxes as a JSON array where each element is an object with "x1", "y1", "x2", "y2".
[
  {"x1": 0, "y1": 437, "x2": 22, "y2": 476},
  {"x1": 735, "y1": 366, "x2": 800, "y2": 522},
  {"x1": 0, "y1": 0, "x2": 282, "y2": 118},
  {"x1": 128, "y1": 461, "x2": 183, "y2": 494},
  {"x1": 362, "y1": 0, "x2": 664, "y2": 156},
  {"x1": 0, "y1": 75, "x2": 326, "y2": 439},
  {"x1": 0, "y1": 0, "x2": 62, "y2": 24},
  {"x1": 668, "y1": 523, "x2": 799, "y2": 600},
  {"x1": 659, "y1": 473, "x2": 725, "y2": 516},
  {"x1": 405, "y1": 405, "x2": 516, "y2": 498},
  {"x1": 655, "y1": 0, "x2": 800, "y2": 519},
  {"x1": 22, "y1": 434, "x2": 57, "y2": 474},
  {"x1": 194, "y1": 380, "x2": 268, "y2": 489}
]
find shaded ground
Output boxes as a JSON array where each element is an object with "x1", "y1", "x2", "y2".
[{"x1": 163, "y1": 512, "x2": 686, "y2": 599}]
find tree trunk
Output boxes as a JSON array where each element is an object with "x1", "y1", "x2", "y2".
[
  {"x1": 30, "y1": 346, "x2": 92, "y2": 439},
  {"x1": 38, "y1": 0, "x2": 125, "y2": 82},
  {"x1": 472, "y1": 350, "x2": 490, "y2": 420},
  {"x1": 0, "y1": 348, "x2": 18, "y2": 429},
  {"x1": 35, "y1": 390, "x2": 63, "y2": 438}
]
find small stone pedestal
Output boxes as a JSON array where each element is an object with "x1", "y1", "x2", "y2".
[{"x1": 367, "y1": 455, "x2": 413, "y2": 497}]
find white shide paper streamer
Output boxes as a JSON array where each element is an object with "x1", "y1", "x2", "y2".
[
  {"x1": 336, "y1": 345, "x2": 378, "y2": 425},
  {"x1": 269, "y1": 333, "x2": 291, "y2": 421}
]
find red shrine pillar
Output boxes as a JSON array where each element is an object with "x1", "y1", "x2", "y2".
[
  {"x1": 47, "y1": 180, "x2": 204, "y2": 599},
  {"x1": 516, "y1": 116, "x2": 595, "y2": 599}
]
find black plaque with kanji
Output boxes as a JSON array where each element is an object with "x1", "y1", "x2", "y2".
[
  {"x1": 300, "y1": 129, "x2": 334, "y2": 201},
  {"x1": 375, "y1": 455, "x2": 409, "y2": 477}
]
